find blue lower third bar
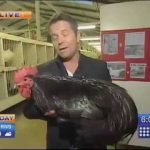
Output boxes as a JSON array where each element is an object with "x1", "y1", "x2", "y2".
[{"x1": 0, "y1": 123, "x2": 15, "y2": 138}]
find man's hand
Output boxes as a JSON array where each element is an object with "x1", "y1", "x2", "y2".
[
  {"x1": 44, "y1": 110, "x2": 57, "y2": 117},
  {"x1": 14, "y1": 66, "x2": 38, "y2": 98}
]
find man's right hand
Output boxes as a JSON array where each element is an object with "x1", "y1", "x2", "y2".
[{"x1": 44, "y1": 110, "x2": 57, "y2": 117}]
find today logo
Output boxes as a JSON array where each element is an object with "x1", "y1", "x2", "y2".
[
  {"x1": 0, "y1": 114, "x2": 15, "y2": 123},
  {"x1": 0, "y1": 114, "x2": 16, "y2": 138}
]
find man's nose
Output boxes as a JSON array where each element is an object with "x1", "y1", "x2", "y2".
[{"x1": 58, "y1": 35, "x2": 64, "y2": 45}]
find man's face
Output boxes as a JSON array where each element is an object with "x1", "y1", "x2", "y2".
[{"x1": 49, "y1": 20, "x2": 80, "y2": 60}]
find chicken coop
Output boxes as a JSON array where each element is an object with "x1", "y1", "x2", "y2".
[{"x1": 0, "y1": 32, "x2": 54, "y2": 111}]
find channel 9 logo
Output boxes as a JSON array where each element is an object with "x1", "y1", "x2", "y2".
[
  {"x1": 138, "y1": 114, "x2": 150, "y2": 138},
  {"x1": 0, "y1": 114, "x2": 16, "y2": 138},
  {"x1": 0, "y1": 11, "x2": 32, "y2": 19}
]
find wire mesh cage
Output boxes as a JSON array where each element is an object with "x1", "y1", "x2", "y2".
[
  {"x1": 5, "y1": 70, "x2": 18, "y2": 97},
  {"x1": 22, "y1": 42, "x2": 37, "y2": 66},
  {"x1": 46, "y1": 46, "x2": 54, "y2": 60},
  {"x1": 0, "y1": 32, "x2": 54, "y2": 102},
  {"x1": 3, "y1": 39, "x2": 15, "y2": 67},
  {"x1": 2, "y1": 39, "x2": 23, "y2": 67},
  {"x1": 36, "y1": 45, "x2": 47, "y2": 65}
]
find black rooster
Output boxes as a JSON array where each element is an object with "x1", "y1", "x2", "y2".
[{"x1": 29, "y1": 74, "x2": 138, "y2": 147}]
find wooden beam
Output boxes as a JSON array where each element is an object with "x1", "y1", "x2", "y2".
[
  {"x1": 35, "y1": 1, "x2": 41, "y2": 40},
  {"x1": 42, "y1": 1, "x2": 61, "y2": 14}
]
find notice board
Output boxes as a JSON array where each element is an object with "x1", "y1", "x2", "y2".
[{"x1": 101, "y1": 28, "x2": 150, "y2": 81}]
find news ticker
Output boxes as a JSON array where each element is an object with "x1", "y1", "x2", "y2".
[
  {"x1": 0, "y1": 114, "x2": 15, "y2": 138},
  {"x1": 0, "y1": 11, "x2": 32, "y2": 19}
]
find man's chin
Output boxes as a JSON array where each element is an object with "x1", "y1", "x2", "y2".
[{"x1": 58, "y1": 54, "x2": 72, "y2": 62}]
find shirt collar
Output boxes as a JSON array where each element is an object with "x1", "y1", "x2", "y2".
[{"x1": 55, "y1": 54, "x2": 86, "y2": 78}]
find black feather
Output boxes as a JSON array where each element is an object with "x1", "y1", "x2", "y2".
[{"x1": 31, "y1": 75, "x2": 138, "y2": 146}]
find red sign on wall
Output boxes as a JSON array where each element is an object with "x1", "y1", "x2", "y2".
[{"x1": 101, "y1": 28, "x2": 150, "y2": 81}]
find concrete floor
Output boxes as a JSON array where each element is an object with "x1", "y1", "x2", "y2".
[{"x1": 0, "y1": 101, "x2": 47, "y2": 149}]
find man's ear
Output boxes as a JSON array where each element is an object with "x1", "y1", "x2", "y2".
[{"x1": 77, "y1": 31, "x2": 80, "y2": 43}]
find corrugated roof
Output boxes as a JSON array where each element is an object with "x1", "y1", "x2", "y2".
[{"x1": 0, "y1": 0, "x2": 143, "y2": 42}]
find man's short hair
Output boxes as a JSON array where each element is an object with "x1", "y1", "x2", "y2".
[{"x1": 48, "y1": 13, "x2": 78, "y2": 34}]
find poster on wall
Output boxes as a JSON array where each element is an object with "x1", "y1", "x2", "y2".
[
  {"x1": 102, "y1": 34, "x2": 118, "y2": 55},
  {"x1": 101, "y1": 28, "x2": 150, "y2": 81},
  {"x1": 107, "y1": 61, "x2": 126, "y2": 80},
  {"x1": 125, "y1": 32, "x2": 145, "y2": 58},
  {"x1": 130, "y1": 63, "x2": 147, "y2": 79}
]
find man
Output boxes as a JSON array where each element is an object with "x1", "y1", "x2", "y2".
[{"x1": 22, "y1": 14, "x2": 111, "y2": 149}]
